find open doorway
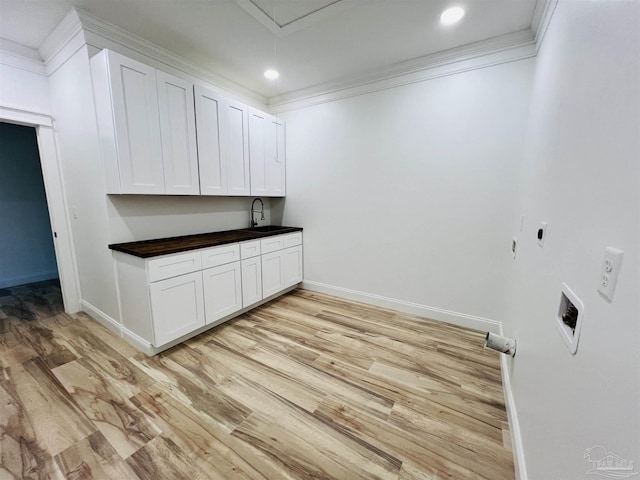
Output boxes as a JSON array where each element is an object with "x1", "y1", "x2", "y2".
[
  {"x1": 0, "y1": 107, "x2": 80, "y2": 315},
  {"x1": 0, "y1": 122, "x2": 62, "y2": 318}
]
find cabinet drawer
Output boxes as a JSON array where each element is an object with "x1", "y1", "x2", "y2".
[
  {"x1": 260, "y1": 235, "x2": 284, "y2": 254},
  {"x1": 148, "y1": 251, "x2": 202, "y2": 282},
  {"x1": 201, "y1": 243, "x2": 240, "y2": 269},
  {"x1": 240, "y1": 240, "x2": 261, "y2": 259},
  {"x1": 282, "y1": 232, "x2": 302, "y2": 249}
]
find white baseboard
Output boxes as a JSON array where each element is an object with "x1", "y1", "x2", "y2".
[
  {"x1": 302, "y1": 280, "x2": 502, "y2": 334},
  {"x1": 498, "y1": 325, "x2": 527, "y2": 480},
  {"x1": 80, "y1": 299, "x2": 154, "y2": 354},
  {"x1": 80, "y1": 299, "x2": 121, "y2": 337},
  {"x1": 0, "y1": 270, "x2": 59, "y2": 289},
  {"x1": 121, "y1": 328, "x2": 154, "y2": 355}
]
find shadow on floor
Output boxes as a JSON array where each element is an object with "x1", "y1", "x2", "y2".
[{"x1": 0, "y1": 279, "x2": 64, "y2": 321}]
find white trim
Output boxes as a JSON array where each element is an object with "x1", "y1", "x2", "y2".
[
  {"x1": 0, "y1": 39, "x2": 46, "y2": 75},
  {"x1": 38, "y1": 8, "x2": 86, "y2": 75},
  {"x1": 499, "y1": 336, "x2": 527, "y2": 480},
  {"x1": 269, "y1": 31, "x2": 536, "y2": 112},
  {"x1": 234, "y1": 0, "x2": 362, "y2": 37},
  {"x1": 0, "y1": 271, "x2": 59, "y2": 289},
  {"x1": 74, "y1": 8, "x2": 267, "y2": 106},
  {"x1": 36, "y1": 125, "x2": 82, "y2": 313},
  {"x1": 80, "y1": 299, "x2": 155, "y2": 354},
  {"x1": 122, "y1": 328, "x2": 154, "y2": 356},
  {"x1": 0, "y1": 106, "x2": 52, "y2": 127},
  {"x1": 531, "y1": 0, "x2": 559, "y2": 53},
  {"x1": 80, "y1": 299, "x2": 121, "y2": 337},
  {"x1": 302, "y1": 280, "x2": 502, "y2": 334}
]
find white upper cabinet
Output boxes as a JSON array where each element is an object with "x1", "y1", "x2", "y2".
[
  {"x1": 92, "y1": 49, "x2": 284, "y2": 198},
  {"x1": 92, "y1": 49, "x2": 200, "y2": 195},
  {"x1": 92, "y1": 49, "x2": 164, "y2": 194},
  {"x1": 223, "y1": 99, "x2": 251, "y2": 195},
  {"x1": 157, "y1": 71, "x2": 200, "y2": 195},
  {"x1": 195, "y1": 86, "x2": 250, "y2": 196},
  {"x1": 194, "y1": 85, "x2": 225, "y2": 195},
  {"x1": 249, "y1": 108, "x2": 286, "y2": 197}
]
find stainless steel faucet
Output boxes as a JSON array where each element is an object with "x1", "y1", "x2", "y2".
[{"x1": 250, "y1": 198, "x2": 265, "y2": 228}]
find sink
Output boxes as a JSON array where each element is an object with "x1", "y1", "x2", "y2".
[{"x1": 243, "y1": 225, "x2": 294, "y2": 233}]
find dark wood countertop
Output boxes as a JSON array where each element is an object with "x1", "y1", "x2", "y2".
[{"x1": 109, "y1": 227, "x2": 303, "y2": 258}]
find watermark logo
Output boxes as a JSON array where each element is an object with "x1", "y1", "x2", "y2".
[{"x1": 584, "y1": 446, "x2": 638, "y2": 478}]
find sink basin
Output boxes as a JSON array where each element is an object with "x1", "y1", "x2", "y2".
[{"x1": 243, "y1": 225, "x2": 294, "y2": 233}]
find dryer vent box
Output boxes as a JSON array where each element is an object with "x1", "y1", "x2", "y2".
[{"x1": 556, "y1": 283, "x2": 584, "y2": 355}]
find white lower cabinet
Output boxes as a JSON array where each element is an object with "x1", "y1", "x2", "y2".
[
  {"x1": 114, "y1": 231, "x2": 302, "y2": 354},
  {"x1": 283, "y1": 245, "x2": 303, "y2": 287},
  {"x1": 203, "y1": 262, "x2": 242, "y2": 324},
  {"x1": 150, "y1": 271, "x2": 205, "y2": 347},
  {"x1": 241, "y1": 257, "x2": 262, "y2": 307},
  {"x1": 262, "y1": 250, "x2": 284, "y2": 298}
]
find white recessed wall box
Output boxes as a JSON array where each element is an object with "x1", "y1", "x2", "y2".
[{"x1": 556, "y1": 283, "x2": 584, "y2": 355}]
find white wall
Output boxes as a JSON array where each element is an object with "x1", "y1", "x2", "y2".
[
  {"x1": 0, "y1": 122, "x2": 58, "y2": 287},
  {"x1": 48, "y1": 45, "x2": 120, "y2": 321},
  {"x1": 503, "y1": 1, "x2": 640, "y2": 478},
  {"x1": 0, "y1": 63, "x2": 50, "y2": 115},
  {"x1": 107, "y1": 196, "x2": 271, "y2": 243},
  {"x1": 276, "y1": 59, "x2": 534, "y2": 324}
]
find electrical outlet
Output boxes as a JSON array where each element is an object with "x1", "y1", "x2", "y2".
[
  {"x1": 598, "y1": 247, "x2": 623, "y2": 301},
  {"x1": 537, "y1": 222, "x2": 548, "y2": 247}
]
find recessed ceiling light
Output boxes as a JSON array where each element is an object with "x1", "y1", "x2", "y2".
[
  {"x1": 440, "y1": 6, "x2": 465, "y2": 25},
  {"x1": 264, "y1": 69, "x2": 280, "y2": 80}
]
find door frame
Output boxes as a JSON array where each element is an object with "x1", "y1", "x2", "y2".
[{"x1": 0, "y1": 106, "x2": 81, "y2": 313}]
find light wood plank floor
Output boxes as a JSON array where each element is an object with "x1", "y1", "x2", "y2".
[{"x1": 0, "y1": 288, "x2": 514, "y2": 479}]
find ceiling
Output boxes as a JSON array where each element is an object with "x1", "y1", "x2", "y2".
[{"x1": 0, "y1": 0, "x2": 538, "y2": 99}]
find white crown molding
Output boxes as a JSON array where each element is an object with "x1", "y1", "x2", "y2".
[
  {"x1": 269, "y1": 29, "x2": 536, "y2": 112},
  {"x1": 531, "y1": 0, "x2": 559, "y2": 53},
  {"x1": 74, "y1": 8, "x2": 267, "y2": 106},
  {"x1": 234, "y1": 0, "x2": 362, "y2": 37},
  {"x1": 39, "y1": 8, "x2": 86, "y2": 75},
  {"x1": 0, "y1": 38, "x2": 46, "y2": 75}
]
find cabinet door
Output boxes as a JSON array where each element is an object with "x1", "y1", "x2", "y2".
[
  {"x1": 203, "y1": 262, "x2": 242, "y2": 324},
  {"x1": 266, "y1": 116, "x2": 286, "y2": 197},
  {"x1": 282, "y1": 245, "x2": 303, "y2": 288},
  {"x1": 248, "y1": 108, "x2": 268, "y2": 196},
  {"x1": 241, "y1": 256, "x2": 262, "y2": 307},
  {"x1": 261, "y1": 250, "x2": 284, "y2": 298},
  {"x1": 106, "y1": 50, "x2": 164, "y2": 194},
  {"x1": 194, "y1": 85, "x2": 226, "y2": 195},
  {"x1": 222, "y1": 99, "x2": 250, "y2": 196},
  {"x1": 157, "y1": 71, "x2": 199, "y2": 195},
  {"x1": 150, "y1": 272, "x2": 205, "y2": 346}
]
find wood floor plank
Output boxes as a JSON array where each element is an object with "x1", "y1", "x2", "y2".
[
  {"x1": 129, "y1": 346, "x2": 254, "y2": 433},
  {"x1": 312, "y1": 354, "x2": 504, "y2": 444},
  {"x1": 233, "y1": 409, "x2": 400, "y2": 480},
  {"x1": 131, "y1": 385, "x2": 267, "y2": 480},
  {"x1": 0, "y1": 287, "x2": 514, "y2": 479},
  {"x1": 4, "y1": 358, "x2": 95, "y2": 458},
  {"x1": 217, "y1": 324, "x2": 394, "y2": 419},
  {"x1": 126, "y1": 436, "x2": 209, "y2": 480},
  {"x1": 315, "y1": 398, "x2": 487, "y2": 479},
  {"x1": 54, "y1": 431, "x2": 138, "y2": 479},
  {"x1": 52, "y1": 359, "x2": 160, "y2": 459},
  {"x1": 7, "y1": 315, "x2": 77, "y2": 369}
]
